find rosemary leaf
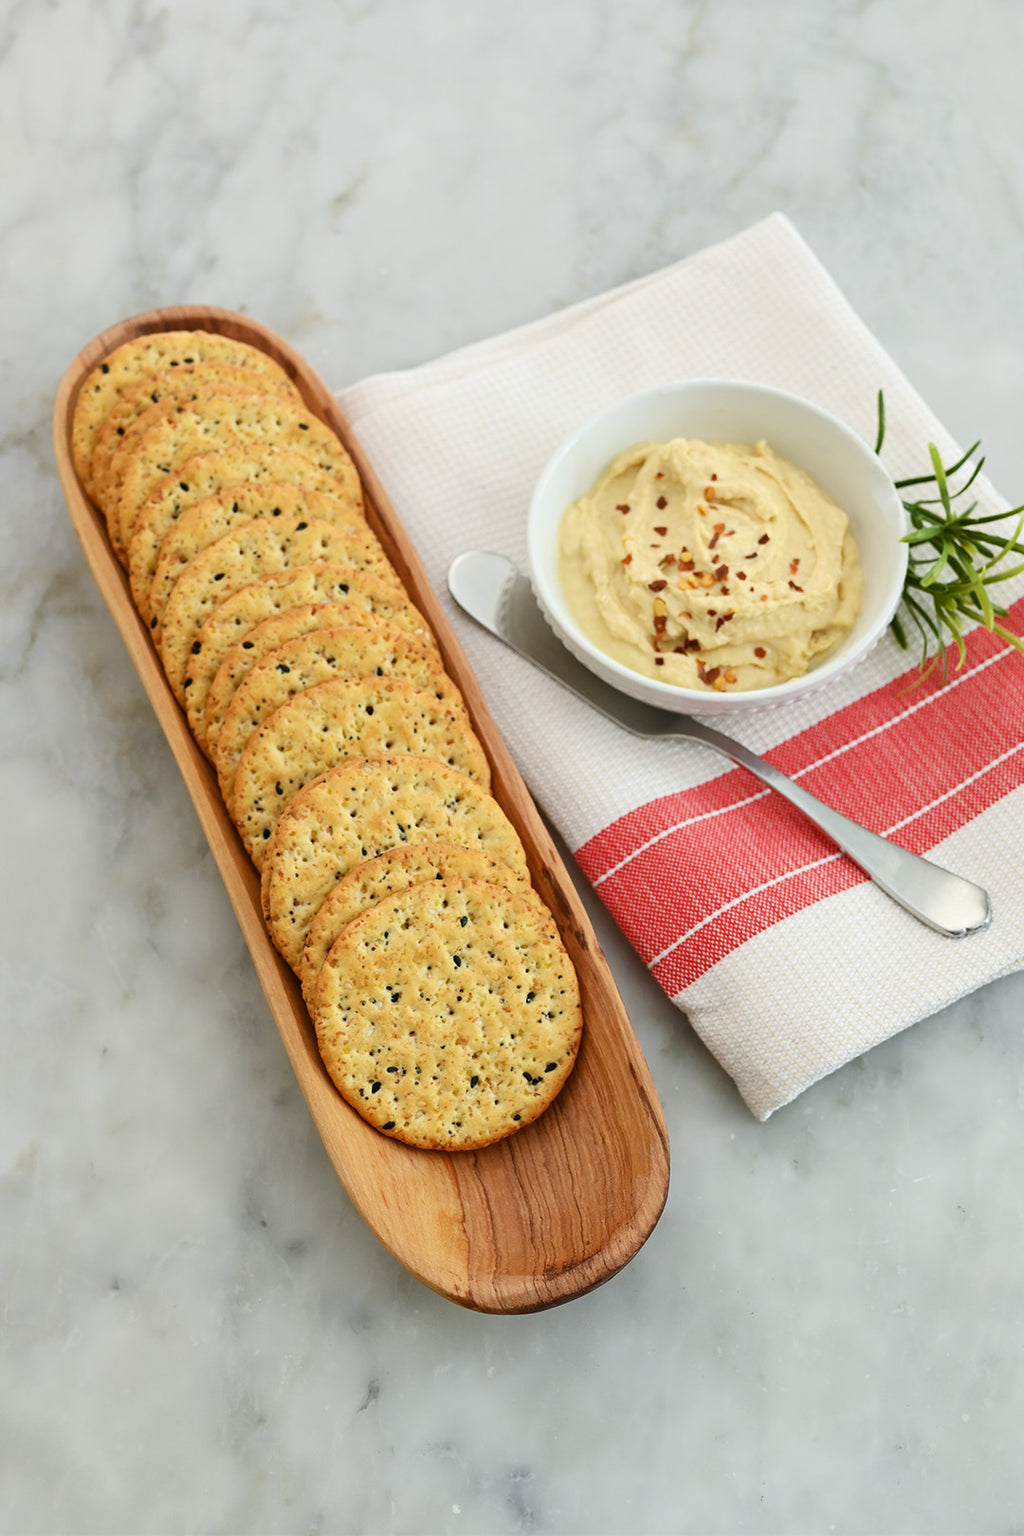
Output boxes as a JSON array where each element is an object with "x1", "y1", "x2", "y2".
[
  {"x1": 877, "y1": 391, "x2": 1024, "y2": 680},
  {"x1": 873, "y1": 389, "x2": 886, "y2": 456},
  {"x1": 993, "y1": 623, "x2": 1024, "y2": 655},
  {"x1": 893, "y1": 440, "x2": 981, "y2": 490}
]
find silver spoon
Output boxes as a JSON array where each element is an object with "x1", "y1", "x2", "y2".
[{"x1": 448, "y1": 550, "x2": 992, "y2": 938}]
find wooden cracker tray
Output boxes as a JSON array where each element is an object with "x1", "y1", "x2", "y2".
[{"x1": 53, "y1": 305, "x2": 670, "y2": 1313}]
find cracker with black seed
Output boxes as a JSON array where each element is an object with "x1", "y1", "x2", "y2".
[
  {"x1": 71, "y1": 330, "x2": 295, "y2": 499},
  {"x1": 128, "y1": 443, "x2": 365, "y2": 612},
  {"x1": 159, "y1": 515, "x2": 401, "y2": 700},
  {"x1": 143, "y1": 482, "x2": 381, "y2": 627},
  {"x1": 261, "y1": 756, "x2": 529, "y2": 971},
  {"x1": 299, "y1": 841, "x2": 530, "y2": 1009},
  {"x1": 186, "y1": 572, "x2": 433, "y2": 744},
  {"x1": 312, "y1": 878, "x2": 581, "y2": 1150},
  {"x1": 215, "y1": 623, "x2": 458, "y2": 808},
  {"x1": 232, "y1": 676, "x2": 491, "y2": 867},
  {"x1": 108, "y1": 392, "x2": 356, "y2": 560},
  {"x1": 89, "y1": 364, "x2": 302, "y2": 515},
  {"x1": 202, "y1": 602, "x2": 441, "y2": 757}
]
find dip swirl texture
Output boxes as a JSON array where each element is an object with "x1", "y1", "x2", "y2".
[{"x1": 558, "y1": 436, "x2": 864, "y2": 693}]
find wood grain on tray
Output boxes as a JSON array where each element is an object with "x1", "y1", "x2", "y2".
[{"x1": 53, "y1": 305, "x2": 670, "y2": 1313}]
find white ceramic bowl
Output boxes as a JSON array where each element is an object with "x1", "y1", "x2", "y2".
[{"x1": 526, "y1": 379, "x2": 908, "y2": 717}]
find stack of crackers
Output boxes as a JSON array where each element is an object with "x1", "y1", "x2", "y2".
[{"x1": 72, "y1": 326, "x2": 581, "y2": 1151}]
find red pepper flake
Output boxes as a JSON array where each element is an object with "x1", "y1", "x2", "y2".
[
  {"x1": 754, "y1": 646, "x2": 766, "y2": 658},
  {"x1": 743, "y1": 551, "x2": 757, "y2": 560},
  {"x1": 648, "y1": 579, "x2": 667, "y2": 592},
  {"x1": 710, "y1": 473, "x2": 718, "y2": 481},
  {"x1": 620, "y1": 553, "x2": 632, "y2": 565},
  {"x1": 616, "y1": 503, "x2": 631, "y2": 514},
  {"x1": 708, "y1": 523, "x2": 726, "y2": 551},
  {"x1": 714, "y1": 563, "x2": 728, "y2": 581},
  {"x1": 654, "y1": 524, "x2": 668, "y2": 536},
  {"x1": 654, "y1": 656, "x2": 665, "y2": 666},
  {"x1": 701, "y1": 666, "x2": 721, "y2": 687},
  {"x1": 659, "y1": 553, "x2": 677, "y2": 568},
  {"x1": 720, "y1": 585, "x2": 730, "y2": 595},
  {"x1": 705, "y1": 486, "x2": 716, "y2": 502},
  {"x1": 788, "y1": 580, "x2": 804, "y2": 592},
  {"x1": 737, "y1": 571, "x2": 747, "y2": 580},
  {"x1": 679, "y1": 557, "x2": 695, "y2": 571},
  {"x1": 655, "y1": 472, "x2": 664, "y2": 479},
  {"x1": 656, "y1": 497, "x2": 668, "y2": 511},
  {"x1": 789, "y1": 557, "x2": 800, "y2": 575},
  {"x1": 758, "y1": 533, "x2": 769, "y2": 545}
]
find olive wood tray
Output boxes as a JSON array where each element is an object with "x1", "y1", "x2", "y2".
[{"x1": 53, "y1": 305, "x2": 670, "y2": 1313}]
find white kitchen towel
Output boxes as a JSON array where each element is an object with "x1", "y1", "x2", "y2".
[{"x1": 337, "y1": 212, "x2": 1024, "y2": 1120}]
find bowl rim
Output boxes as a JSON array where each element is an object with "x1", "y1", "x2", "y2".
[{"x1": 526, "y1": 377, "x2": 909, "y2": 713}]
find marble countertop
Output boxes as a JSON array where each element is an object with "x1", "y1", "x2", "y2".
[{"x1": 4, "y1": 2, "x2": 1024, "y2": 1532}]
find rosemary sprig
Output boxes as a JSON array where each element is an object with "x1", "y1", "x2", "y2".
[{"x1": 876, "y1": 390, "x2": 1024, "y2": 683}]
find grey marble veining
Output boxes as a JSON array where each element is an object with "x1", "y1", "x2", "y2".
[{"x1": 4, "y1": 2, "x2": 1024, "y2": 1533}]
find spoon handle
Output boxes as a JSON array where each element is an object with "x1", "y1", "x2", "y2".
[
  {"x1": 675, "y1": 719, "x2": 991, "y2": 937},
  {"x1": 447, "y1": 551, "x2": 992, "y2": 939}
]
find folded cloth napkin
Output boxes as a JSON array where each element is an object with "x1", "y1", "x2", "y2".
[{"x1": 337, "y1": 212, "x2": 1024, "y2": 1120}]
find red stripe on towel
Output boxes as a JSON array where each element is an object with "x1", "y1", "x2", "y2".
[{"x1": 576, "y1": 601, "x2": 1024, "y2": 992}]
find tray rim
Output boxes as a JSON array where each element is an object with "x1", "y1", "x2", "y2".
[{"x1": 52, "y1": 303, "x2": 671, "y2": 1314}]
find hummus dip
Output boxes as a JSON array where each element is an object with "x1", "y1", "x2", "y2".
[{"x1": 559, "y1": 437, "x2": 863, "y2": 693}]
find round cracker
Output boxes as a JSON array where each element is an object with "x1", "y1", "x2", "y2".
[
  {"x1": 214, "y1": 624, "x2": 456, "y2": 808},
  {"x1": 312, "y1": 878, "x2": 581, "y2": 1151},
  {"x1": 232, "y1": 676, "x2": 491, "y2": 868},
  {"x1": 185, "y1": 570, "x2": 433, "y2": 743},
  {"x1": 89, "y1": 363, "x2": 301, "y2": 511},
  {"x1": 108, "y1": 391, "x2": 356, "y2": 559},
  {"x1": 143, "y1": 482, "x2": 371, "y2": 626},
  {"x1": 159, "y1": 515, "x2": 399, "y2": 700},
  {"x1": 299, "y1": 841, "x2": 530, "y2": 1008},
  {"x1": 128, "y1": 444, "x2": 365, "y2": 614},
  {"x1": 261, "y1": 756, "x2": 529, "y2": 971},
  {"x1": 71, "y1": 329, "x2": 294, "y2": 497},
  {"x1": 202, "y1": 602, "x2": 441, "y2": 757}
]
